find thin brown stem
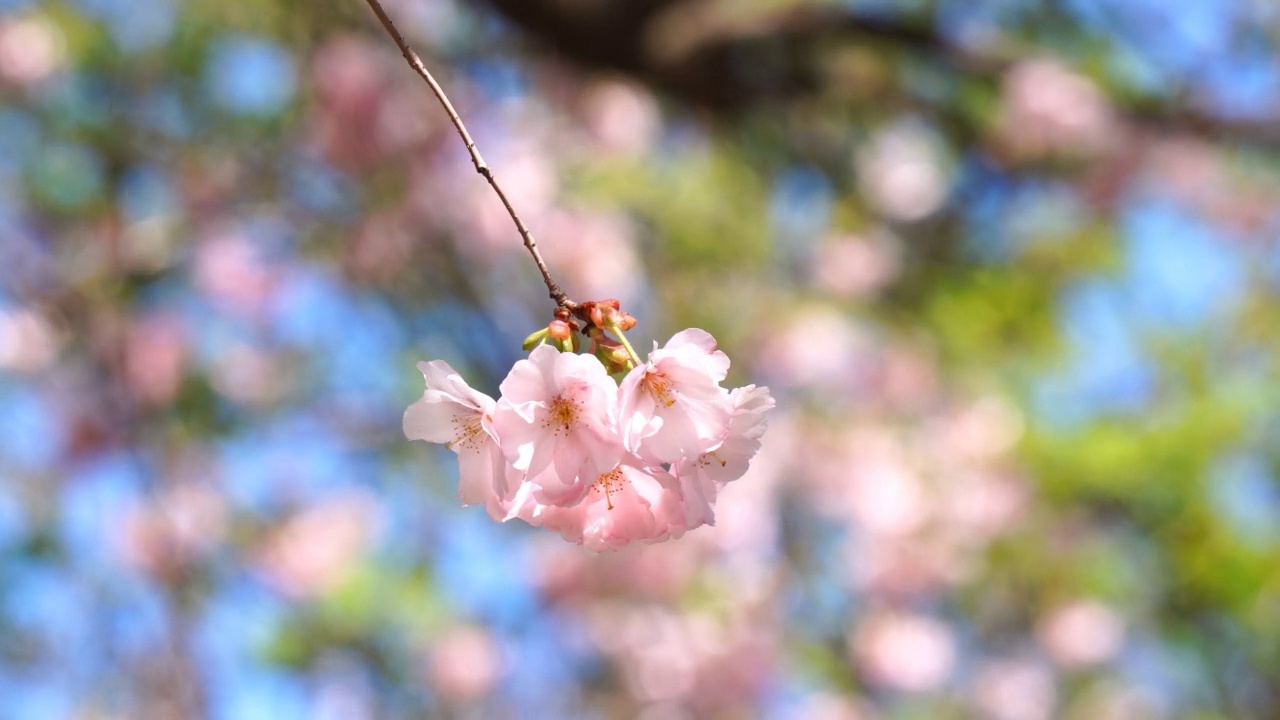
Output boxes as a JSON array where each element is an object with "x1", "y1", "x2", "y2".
[{"x1": 362, "y1": 0, "x2": 573, "y2": 309}]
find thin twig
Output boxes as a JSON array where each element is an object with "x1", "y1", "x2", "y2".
[{"x1": 362, "y1": 0, "x2": 573, "y2": 309}]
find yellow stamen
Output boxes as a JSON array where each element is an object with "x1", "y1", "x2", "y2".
[
  {"x1": 593, "y1": 466, "x2": 627, "y2": 510},
  {"x1": 542, "y1": 396, "x2": 580, "y2": 437},
  {"x1": 644, "y1": 371, "x2": 676, "y2": 408},
  {"x1": 698, "y1": 450, "x2": 727, "y2": 468},
  {"x1": 447, "y1": 412, "x2": 486, "y2": 451}
]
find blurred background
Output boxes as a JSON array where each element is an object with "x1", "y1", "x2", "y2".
[{"x1": 2, "y1": 0, "x2": 1280, "y2": 717}]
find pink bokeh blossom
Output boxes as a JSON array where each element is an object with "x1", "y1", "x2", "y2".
[{"x1": 851, "y1": 611, "x2": 957, "y2": 693}]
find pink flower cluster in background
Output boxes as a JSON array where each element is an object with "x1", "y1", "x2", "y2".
[{"x1": 405, "y1": 329, "x2": 773, "y2": 551}]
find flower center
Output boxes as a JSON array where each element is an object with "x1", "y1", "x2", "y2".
[
  {"x1": 543, "y1": 395, "x2": 580, "y2": 436},
  {"x1": 446, "y1": 412, "x2": 487, "y2": 451},
  {"x1": 644, "y1": 371, "x2": 676, "y2": 408},
  {"x1": 593, "y1": 466, "x2": 627, "y2": 510}
]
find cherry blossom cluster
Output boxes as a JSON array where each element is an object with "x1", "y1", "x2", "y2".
[{"x1": 404, "y1": 329, "x2": 773, "y2": 551}]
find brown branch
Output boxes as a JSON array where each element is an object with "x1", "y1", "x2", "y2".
[
  {"x1": 361, "y1": 0, "x2": 574, "y2": 309},
  {"x1": 472, "y1": 0, "x2": 1280, "y2": 150}
]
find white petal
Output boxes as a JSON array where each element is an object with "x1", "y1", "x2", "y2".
[
  {"x1": 676, "y1": 462, "x2": 717, "y2": 528},
  {"x1": 659, "y1": 329, "x2": 730, "y2": 380},
  {"x1": 457, "y1": 445, "x2": 498, "y2": 506},
  {"x1": 417, "y1": 359, "x2": 492, "y2": 412},
  {"x1": 617, "y1": 365, "x2": 658, "y2": 450},
  {"x1": 404, "y1": 397, "x2": 469, "y2": 444},
  {"x1": 498, "y1": 354, "x2": 549, "y2": 406},
  {"x1": 665, "y1": 328, "x2": 719, "y2": 354},
  {"x1": 491, "y1": 404, "x2": 543, "y2": 471}
]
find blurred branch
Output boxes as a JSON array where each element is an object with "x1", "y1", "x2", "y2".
[
  {"x1": 476, "y1": 0, "x2": 833, "y2": 109},
  {"x1": 473, "y1": 0, "x2": 1280, "y2": 149},
  {"x1": 360, "y1": 0, "x2": 575, "y2": 310}
]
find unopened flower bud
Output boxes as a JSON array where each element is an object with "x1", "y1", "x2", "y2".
[
  {"x1": 587, "y1": 302, "x2": 605, "y2": 329},
  {"x1": 597, "y1": 300, "x2": 624, "y2": 329},
  {"x1": 547, "y1": 319, "x2": 572, "y2": 342},
  {"x1": 595, "y1": 343, "x2": 632, "y2": 374},
  {"x1": 614, "y1": 312, "x2": 637, "y2": 331},
  {"x1": 606, "y1": 344, "x2": 630, "y2": 366}
]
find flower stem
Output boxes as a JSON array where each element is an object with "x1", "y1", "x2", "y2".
[
  {"x1": 611, "y1": 327, "x2": 643, "y2": 368},
  {"x1": 361, "y1": 0, "x2": 574, "y2": 310}
]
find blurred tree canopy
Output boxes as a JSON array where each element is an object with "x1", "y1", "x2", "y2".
[{"x1": 1, "y1": 0, "x2": 1280, "y2": 718}]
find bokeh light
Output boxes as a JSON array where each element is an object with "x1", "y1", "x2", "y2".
[{"x1": 2, "y1": 0, "x2": 1280, "y2": 717}]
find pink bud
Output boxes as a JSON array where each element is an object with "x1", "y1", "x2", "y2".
[
  {"x1": 547, "y1": 319, "x2": 572, "y2": 342},
  {"x1": 587, "y1": 302, "x2": 606, "y2": 329},
  {"x1": 594, "y1": 339, "x2": 632, "y2": 374},
  {"x1": 597, "y1": 300, "x2": 623, "y2": 328}
]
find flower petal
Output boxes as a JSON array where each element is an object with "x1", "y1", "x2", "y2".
[{"x1": 404, "y1": 397, "x2": 468, "y2": 444}]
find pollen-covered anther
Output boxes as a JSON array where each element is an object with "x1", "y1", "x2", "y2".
[
  {"x1": 446, "y1": 413, "x2": 486, "y2": 451},
  {"x1": 697, "y1": 450, "x2": 727, "y2": 468},
  {"x1": 644, "y1": 371, "x2": 677, "y2": 408},
  {"x1": 542, "y1": 395, "x2": 580, "y2": 436},
  {"x1": 593, "y1": 466, "x2": 628, "y2": 510}
]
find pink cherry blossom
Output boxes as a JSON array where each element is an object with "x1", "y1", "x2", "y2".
[
  {"x1": 403, "y1": 360, "x2": 513, "y2": 519},
  {"x1": 492, "y1": 344, "x2": 624, "y2": 507},
  {"x1": 619, "y1": 328, "x2": 734, "y2": 465},
  {"x1": 407, "y1": 330, "x2": 773, "y2": 549},
  {"x1": 675, "y1": 384, "x2": 775, "y2": 527},
  {"x1": 510, "y1": 457, "x2": 687, "y2": 552}
]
